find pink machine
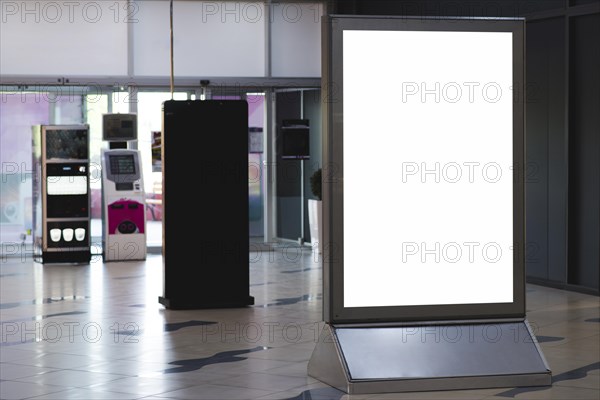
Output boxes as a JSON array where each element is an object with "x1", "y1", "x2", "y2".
[
  {"x1": 101, "y1": 114, "x2": 146, "y2": 261},
  {"x1": 107, "y1": 199, "x2": 145, "y2": 235}
]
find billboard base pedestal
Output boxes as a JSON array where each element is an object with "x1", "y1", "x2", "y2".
[{"x1": 308, "y1": 321, "x2": 551, "y2": 394}]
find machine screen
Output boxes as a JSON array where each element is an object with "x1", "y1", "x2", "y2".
[
  {"x1": 110, "y1": 155, "x2": 136, "y2": 175},
  {"x1": 47, "y1": 176, "x2": 88, "y2": 195},
  {"x1": 282, "y1": 127, "x2": 310, "y2": 160}
]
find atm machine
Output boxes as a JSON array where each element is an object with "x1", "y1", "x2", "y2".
[
  {"x1": 32, "y1": 125, "x2": 91, "y2": 263},
  {"x1": 101, "y1": 114, "x2": 147, "y2": 261}
]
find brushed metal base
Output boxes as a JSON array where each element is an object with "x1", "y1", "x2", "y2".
[{"x1": 308, "y1": 321, "x2": 551, "y2": 394}]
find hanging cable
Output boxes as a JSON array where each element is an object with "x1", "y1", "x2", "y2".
[{"x1": 170, "y1": 0, "x2": 174, "y2": 99}]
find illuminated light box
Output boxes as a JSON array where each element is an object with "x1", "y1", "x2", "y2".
[
  {"x1": 344, "y1": 30, "x2": 514, "y2": 309},
  {"x1": 309, "y1": 16, "x2": 549, "y2": 394},
  {"x1": 322, "y1": 19, "x2": 525, "y2": 324}
]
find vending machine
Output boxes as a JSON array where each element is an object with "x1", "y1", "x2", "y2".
[
  {"x1": 32, "y1": 125, "x2": 91, "y2": 263},
  {"x1": 101, "y1": 114, "x2": 146, "y2": 261}
]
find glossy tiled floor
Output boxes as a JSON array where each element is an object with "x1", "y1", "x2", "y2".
[{"x1": 1, "y1": 250, "x2": 598, "y2": 399}]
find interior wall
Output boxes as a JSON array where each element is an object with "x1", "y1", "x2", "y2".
[
  {"x1": 568, "y1": 12, "x2": 600, "y2": 291},
  {"x1": 525, "y1": 17, "x2": 567, "y2": 283},
  {"x1": 333, "y1": 0, "x2": 567, "y2": 16},
  {"x1": 276, "y1": 91, "x2": 303, "y2": 241},
  {"x1": 303, "y1": 90, "x2": 323, "y2": 243},
  {"x1": 328, "y1": 0, "x2": 600, "y2": 294},
  {"x1": 0, "y1": 0, "x2": 129, "y2": 76},
  {"x1": 275, "y1": 90, "x2": 323, "y2": 243},
  {"x1": 1, "y1": 0, "x2": 324, "y2": 81}
]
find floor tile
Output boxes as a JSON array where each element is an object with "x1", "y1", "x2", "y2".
[
  {"x1": 0, "y1": 253, "x2": 597, "y2": 400},
  {"x1": 487, "y1": 384, "x2": 600, "y2": 399},
  {"x1": 87, "y1": 375, "x2": 196, "y2": 396},
  {"x1": 0, "y1": 363, "x2": 57, "y2": 380},
  {"x1": 15, "y1": 369, "x2": 126, "y2": 388},
  {"x1": 211, "y1": 371, "x2": 313, "y2": 392},
  {"x1": 24, "y1": 387, "x2": 143, "y2": 399},
  {"x1": 0, "y1": 380, "x2": 65, "y2": 400},
  {"x1": 148, "y1": 383, "x2": 273, "y2": 399}
]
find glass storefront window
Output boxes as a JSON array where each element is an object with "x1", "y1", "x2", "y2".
[
  {"x1": 111, "y1": 91, "x2": 131, "y2": 114},
  {"x1": 1, "y1": 88, "x2": 269, "y2": 252},
  {"x1": 137, "y1": 92, "x2": 188, "y2": 246},
  {"x1": 247, "y1": 94, "x2": 265, "y2": 238},
  {"x1": 0, "y1": 92, "x2": 48, "y2": 246},
  {"x1": 85, "y1": 94, "x2": 109, "y2": 242},
  {"x1": 0, "y1": 90, "x2": 88, "y2": 248}
]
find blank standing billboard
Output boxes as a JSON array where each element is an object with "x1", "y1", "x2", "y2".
[{"x1": 322, "y1": 17, "x2": 525, "y2": 323}]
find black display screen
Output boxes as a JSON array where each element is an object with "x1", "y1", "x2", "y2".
[
  {"x1": 282, "y1": 127, "x2": 310, "y2": 159},
  {"x1": 103, "y1": 115, "x2": 137, "y2": 141},
  {"x1": 45, "y1": 129, "x2": 88, "y2": 159},
  {"x1": 110, "y1": 155, "x2": 136, "y2": 175}
]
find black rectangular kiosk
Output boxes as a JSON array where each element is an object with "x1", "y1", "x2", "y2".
[{"x1": 159, "y1": 100, "x2": 254, "y2": 309}]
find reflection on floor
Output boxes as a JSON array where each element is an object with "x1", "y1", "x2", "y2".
[{"x1": 0, "y1": 251, "x2": 598, "y2": 400}]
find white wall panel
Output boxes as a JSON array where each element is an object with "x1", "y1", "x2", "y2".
[
  {"x1": 271, "y1": 2, "x2": 322, "y2": 77},
  {"x1": 0, "y1": 0, "x2": 129, "y2": 76},
  {"x1": 133, "y1": 1, "x2": 265, "y2": 77}
]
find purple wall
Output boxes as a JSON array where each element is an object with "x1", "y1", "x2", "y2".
[
  {"x1": 0, "y1": 94, "x2": 50, "y2": 242},
  {"x1": 247, "y1": 95, "x2": 265, "y2": 129},
  {"x1": 1, "y1": 94, "x2": 50, "y2": 169}
]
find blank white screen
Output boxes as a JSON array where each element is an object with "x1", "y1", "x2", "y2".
[
  {"x1": 47, "y1": 177, "x2": 88, "y2": 195},
  {"x1": 343, "y1": 30, "x2": 514, "y2": 308}
]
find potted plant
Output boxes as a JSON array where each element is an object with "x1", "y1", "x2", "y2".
[{"x1": 308, "y1": 168, "x2": 322, "y2": 254}]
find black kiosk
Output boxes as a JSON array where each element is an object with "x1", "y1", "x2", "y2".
[{"x1": 159, "y1": 100, "x2": 254, "y2": 309}]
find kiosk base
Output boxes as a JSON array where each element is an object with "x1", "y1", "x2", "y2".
[
  {"x1": 158, "y1": 296, "x2": 255, "y2": 310},
  {"x1": 308, "y1": 321, "x2": 551, "y2": 394},
  {"x1": 35, "y1": 251, "x2": 91, "y2": 264}
]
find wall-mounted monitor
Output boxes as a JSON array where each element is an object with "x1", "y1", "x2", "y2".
[
  {"x1": 103, "y1": 114, "x2": 137, "y2": 142},
  {"x1": 323, "y1": 16, "x2": 525, "y2": 324},
  {"x1": 249, "y1": 127, "x2": 264, "y2": 154},
  {"x1": 281, "y1": 119, "x2": 310, "y2": 160}
]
